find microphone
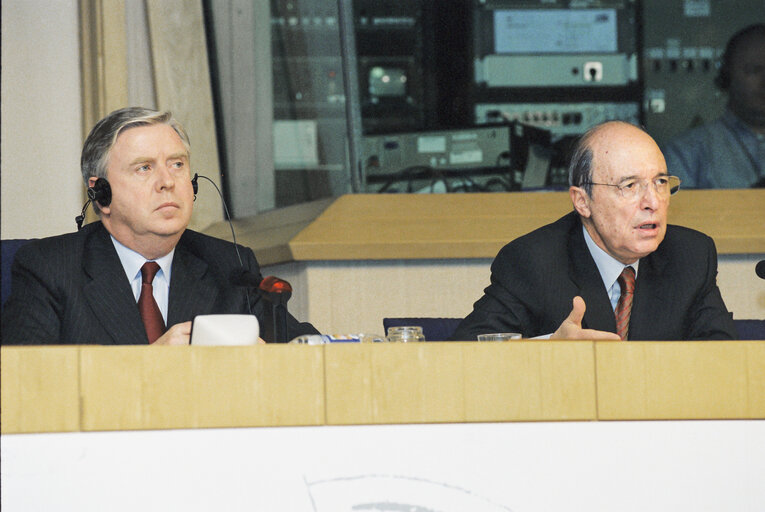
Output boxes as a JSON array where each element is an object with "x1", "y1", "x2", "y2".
[
  {"x1": 258, "y1": 276, "x2": 293, "y2": 303},
  {"x1": 229, "y1": 271, "x2": 293, "y2": 342},
  {"x1": 757, "y1": 260, "x2": 765, "y2": 280},
  {"x1": 258, "y1": 276, "x2": 293, "y2": 343}
]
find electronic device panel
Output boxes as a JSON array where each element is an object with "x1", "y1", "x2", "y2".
[
  {"x1": 473, "y1": 1, "x2": 638, "y2": 89},
  {"x1": 470, "y1": 0, "x2": 641, "y2": 139},
  {"x1": 475, "y1": 101, "x2": 640, "y2": 137},
  {"x1": 363, "y1": 125, "x2": 512, "y2": 176},
  {"x1": 361, "y1": 123, "x2": 566, "y2": 193}
]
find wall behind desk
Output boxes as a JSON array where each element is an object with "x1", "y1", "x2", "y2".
[
  {"x1": 265, "y1": 254, "x2": 765, "y2": 336},
  {"x1": 1, "y1": 1, "x2": 83, "y2": 239}
]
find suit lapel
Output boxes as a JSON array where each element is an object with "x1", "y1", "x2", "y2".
[
  {"x1": 82, "y1": 224, "x2": 148, "y2": 344},
  {"x1": 167, "y1": 239, "x2": 220, "y2": 326},
  {"x1": 567, "y1": 222, "x2": 617, "y2": 333},
  {"x1": 628, "y1": 250, "x2": 669, "y2": 340}
]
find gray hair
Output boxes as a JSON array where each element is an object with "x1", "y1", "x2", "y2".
[
  {"x1": 567, "y1": 128, "x2": 597, "y2": 196},
  {"x1": 81, "y1": 107, "x2": 190, "y2": 211},
  {"x1": 567, "y1": 120, "x2": 648, "y2": 196}
]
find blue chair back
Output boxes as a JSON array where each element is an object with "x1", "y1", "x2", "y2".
[
  {"x1": 1, "y1": 239, "x2": 31, "y2": 308},
  {"x1": 734, "y1": 319, "x2": 765, "y2": 340},
  {"x1": 383, "y1": 317, "x2": 462, "y2": 341}
]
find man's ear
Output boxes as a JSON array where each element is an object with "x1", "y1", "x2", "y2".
[
  {"x1": 569, "y1": 186, "x2": 591, "y2": 218},
  {"x1": 88, "y1": 177, "x2": 98, "y2": 188}
]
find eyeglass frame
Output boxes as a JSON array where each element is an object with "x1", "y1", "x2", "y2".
[{"x1": 581, "y1": 175, "x2": 682, "y2": 200}]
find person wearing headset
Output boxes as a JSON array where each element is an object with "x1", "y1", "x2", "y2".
[
  {"x1": 662, "y1": 23, "x2": 765, "y2": 189},
  {"x1": 1, "y1": 107, "x2": 319, "y2": 345}
]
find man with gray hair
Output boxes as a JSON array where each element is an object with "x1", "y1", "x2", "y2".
[
  {"x1": 2, "y1": 107, "x2": 318, "y2": 345},
  {"x1": 450, "y1": 121, "x2": 736, "y2": 341}
]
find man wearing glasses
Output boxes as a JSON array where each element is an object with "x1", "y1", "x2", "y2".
[{"x1": 451, "y1": 121, "x2": 737, "y2": 341}]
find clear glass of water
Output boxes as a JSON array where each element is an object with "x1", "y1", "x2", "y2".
[{"x1": 386, "y1": 326, "x2": 426, "y2": 342}]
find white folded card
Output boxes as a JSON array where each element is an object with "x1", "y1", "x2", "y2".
[{"x1": 190, "y1": 314, "x2": 260, "y2": 346}]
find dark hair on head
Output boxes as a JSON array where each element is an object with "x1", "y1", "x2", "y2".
[
  {"x1": 80, "y1": 107, "x2": 190, "y2": 212},
  {"x1": 567, "y1": 131, "x2": 597, "y2": 196},
  {"x1": 715, "y1": 23, "x2": 765, "y2": 90}
]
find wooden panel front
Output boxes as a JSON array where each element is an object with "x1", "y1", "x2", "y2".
[
  {"x1": 324, "y1": 341, "x2": 596, "y2": 424},
  {"x1": 462, "y1": 341, "x2": 596, "y2": 422},
  {"x1": 324, "y1": 343, "x2": 466, "y2": 425},
  {"x1": 79, "y1": 345, "x2": 325, "y2": 431},
  {"x1": 595, "y1": 341, "x2": 762, "y2": 420},
  {"x1": 0, "y1": 346, "x2": 80, "y2": 434}
]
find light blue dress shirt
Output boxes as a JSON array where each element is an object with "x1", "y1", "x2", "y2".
[
  {"x1": 663, "y1": 109, "x2": 765, "y2": 189},
  {"x1": 582, "y1": 226, "x2": 639, "y2": 311},
  {"x1": 110, "y1": 236, "x2": 175, "y2": 325}
]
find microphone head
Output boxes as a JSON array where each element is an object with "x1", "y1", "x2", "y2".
[
  {"x1": 756, "y1": 260, "x2": 765, "y2": 280},
  {"x1": 259, "y1": 276, "x2": 293, "y2": 294}
]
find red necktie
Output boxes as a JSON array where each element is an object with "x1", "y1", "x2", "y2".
[
  {"x1": 615, "y1": 266, "x2": 636, "y2": 341},
  {"x1": 138, "y1": 262, "x2": 166, "y2": 344}
]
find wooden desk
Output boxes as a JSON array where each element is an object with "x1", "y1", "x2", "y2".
[
  {"x1": 3, "y1": 341, "x2": 763, "y2": 434},
  {"x1": 204, "y1": 190, "x2": 765, "y2": 263}
]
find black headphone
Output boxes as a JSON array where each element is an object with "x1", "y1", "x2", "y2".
[
  {"x1": 75, "y1": 174, "x2": 200, "y2": 230},
  {"x1": 87, "y1": 177, "x2": 112, "y2": 207}
]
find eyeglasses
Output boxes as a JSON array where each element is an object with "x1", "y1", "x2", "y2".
[{"x1": 584, "y1": 175, "x2": 681, "y2": 201}]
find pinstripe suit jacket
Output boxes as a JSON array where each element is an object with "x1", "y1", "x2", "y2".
[
  {"x1": 0, "y1": 222, "x2": 318, "y2": 344},
  {"x1": 450, "y1": 212, "x2": 737, "y2": 341}
]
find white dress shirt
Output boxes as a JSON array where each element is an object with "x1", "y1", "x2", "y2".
[{"x1": 110, "y1": 236, "x2": 175, "y2": 325}]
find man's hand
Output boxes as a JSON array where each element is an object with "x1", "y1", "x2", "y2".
[
  {"x1": 551, "y1": 296, "x2": 621, "y2": 340},
  {"x1": 152, "y1": 321, "x2": 192, "y2": 345}
]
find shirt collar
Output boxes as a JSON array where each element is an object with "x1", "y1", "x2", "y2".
[
  {"x1": 110, "y1": 235, "x2": 175, "y2": 283},
  {"x1": 582, "y1": 225, "x2": 639, "y2": 290}
]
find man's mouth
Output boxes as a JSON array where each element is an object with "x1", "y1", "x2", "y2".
[{"x1": 638, "y1": 222, "x2": 658, "y2": 230}]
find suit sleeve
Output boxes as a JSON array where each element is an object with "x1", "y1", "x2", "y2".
[
  {"x1": 449, "y1": 245, "x2": 540, "y2": 340},
  {"x1": 1, "y1": 244, "x2": 64, "y2": 344},
  {"x1": 685, "y1": 237, "x2": 737, "y2": 340}
]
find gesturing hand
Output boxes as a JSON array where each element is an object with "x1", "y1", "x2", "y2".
[{"x1": 551, "y1": 296, "x2": 621, "y2": 341}]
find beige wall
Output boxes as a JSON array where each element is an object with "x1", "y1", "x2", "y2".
[{"x1": 1, "y1": 0, "x2": 84, "y2": 239}]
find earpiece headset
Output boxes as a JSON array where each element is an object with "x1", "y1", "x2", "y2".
[
  {"x1": 75, "y1": 174, "x2": 200, "y2": 230},
  {"x1": 86, "y1": 177, "x2": 112, "y2": 206}
]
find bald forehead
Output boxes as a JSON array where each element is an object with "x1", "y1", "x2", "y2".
[
  {"x1": 586, "y1": 122, "x2": 667, "y2": 180},
  {"x1": 586, "y1": 121, "x2": 648, "y2": 147}
]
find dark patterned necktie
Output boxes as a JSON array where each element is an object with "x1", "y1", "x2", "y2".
[
  {"x1": 138, "y1": 262, "x2": 166, "y2": 344},
  {"x1": 615, "y1": 266, "x2": 636, "y2": 341}
]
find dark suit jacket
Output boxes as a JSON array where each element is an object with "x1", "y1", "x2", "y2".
[
  {"x1": 1, "y1": 222, "x2": 319, "y2": 344},
  {"x1": 450, "y1": 212, "x2": 737, "y2": 341}
]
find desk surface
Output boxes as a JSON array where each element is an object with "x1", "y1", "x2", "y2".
[
  {"x1": 203, "y1": 190, "x2": 765, "y2": 265},
  {"x1": 3, "y1": 341, "x2": 763, "y2": 434}
]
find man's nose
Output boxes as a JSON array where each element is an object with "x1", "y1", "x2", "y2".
[
  {"x1": 155, "y1": 164, "x2": 175, "y2": 189},
  {"x1": 640, "y1": 181, "x2": 661, "y2": 209}
]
